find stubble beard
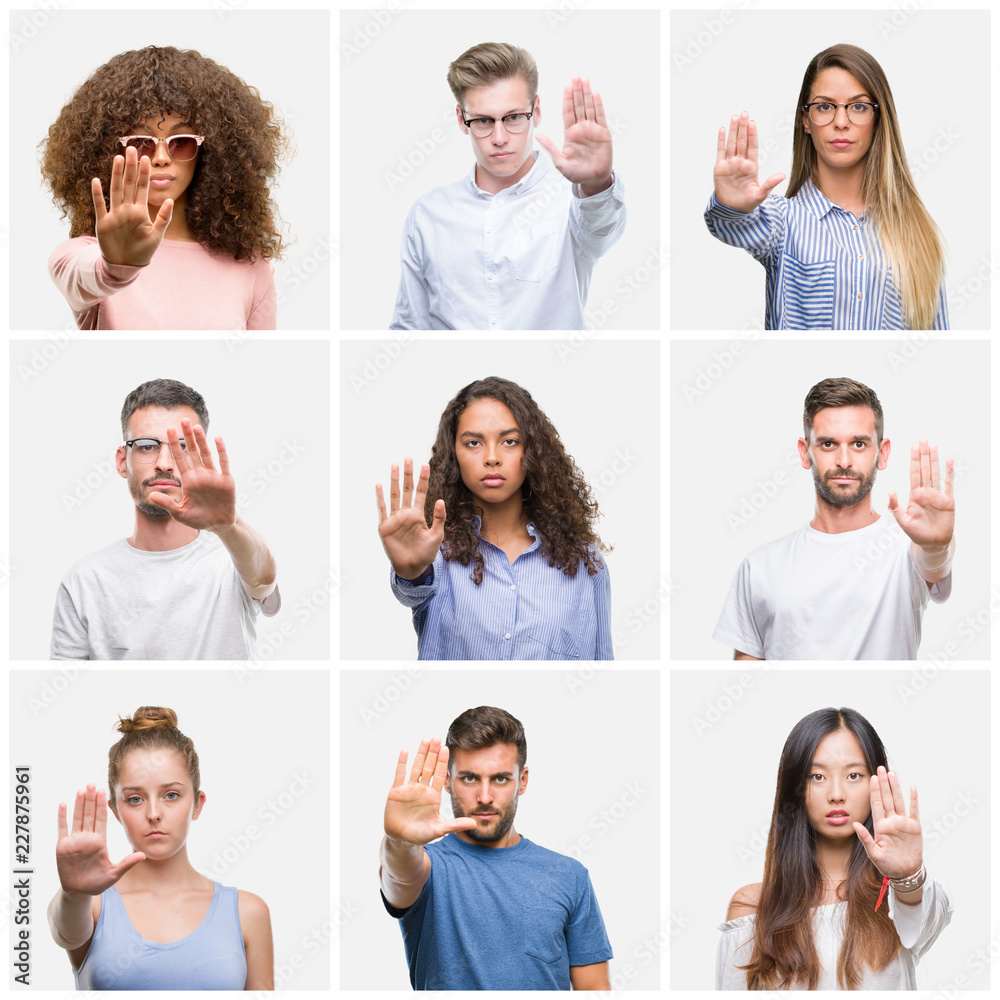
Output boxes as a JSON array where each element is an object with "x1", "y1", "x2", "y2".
[
  {"x1": 811, "y1": 462, "x2": 877, "y2": 508},
  {"x1": 450, "y1": 791, "x2": 519, "y2": 844},
  {"x1": 128, "y1": 475, "x2": 176, "y2": 518}
]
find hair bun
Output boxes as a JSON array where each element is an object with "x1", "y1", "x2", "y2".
[{"x1": 116, "y1": 706, "x2": 178, "y2": 734}]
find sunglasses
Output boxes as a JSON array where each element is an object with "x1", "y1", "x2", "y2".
[{"x1": 117, "y1": 134, "x2": 205, "y2": 161}]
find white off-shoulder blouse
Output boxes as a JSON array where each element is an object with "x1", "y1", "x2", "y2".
[{"x1": 716, "y1": 877, "x2": 952, "y2": 990}]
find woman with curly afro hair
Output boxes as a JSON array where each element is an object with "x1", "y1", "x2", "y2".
[
  {"x1": 41, "y1": 46, "x2": 288, "y2": 330},
  {"x1": 375, "y1": 376, "x2": 613, "y2": 660}
]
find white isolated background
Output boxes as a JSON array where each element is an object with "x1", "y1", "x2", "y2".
[
  {"x1": 669, "y1": 338, "x2": 989, "y2": 660},
  {"x1": 339, "y1": 668, "x2": 660, "y2": 990},
  {"x1": 9, "y1": 338, "x2": 331, "y2": 659},
  {"x1": 14, "y1": 8, "x2": 331, "y2": 330},
  {"x1": 340, "y1": 8, "x2": 661, "y2": 330},
  {"x1": 10, "y1": 668, "x2": 330, "y2": 990},
  {"x1": 670, "y1": 668, "x2": 989, "y2": 990},
  {"x1": 340, "y1": 337, "x2": 661, "y2": 661},
  {"x1": 670, "y1": 8, "x2": 989, "y2": 331}
]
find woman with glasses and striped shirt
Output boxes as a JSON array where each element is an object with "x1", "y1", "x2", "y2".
[
  {"x1": 707, "y1": 44, "x2": 947, "y2": 331},
  {"x1": 376, "y1": 377, "x2": 613, "y2": 661},
  {"x1": 41, "y1": 46, "x2": 287, "y2": 330}
]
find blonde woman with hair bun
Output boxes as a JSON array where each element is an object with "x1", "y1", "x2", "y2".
[
  {"x1": 707, "y1": 43, "x2": 947, "y2": 331},
  {"x1": 47, "y1": 706, "x2": 273, "y2": 990}
]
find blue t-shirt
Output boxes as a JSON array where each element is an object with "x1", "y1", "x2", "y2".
[{"x1": 382, "y1": 833, "x2": 612, "y2": 989}]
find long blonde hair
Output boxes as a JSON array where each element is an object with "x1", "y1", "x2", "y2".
[{"x1": 787, "y1": 44, "x2": 945, "y2": 330}]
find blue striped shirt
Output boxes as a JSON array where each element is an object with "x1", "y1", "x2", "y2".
[
  {"x1": 390, "y1": 520, "x2": 612, "y2": 661},
  {"x1": 705, "y1": 180, "x2": 948, "y2": 330}
]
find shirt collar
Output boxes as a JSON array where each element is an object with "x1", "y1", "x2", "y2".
[
  {"x1": 798, "y1": 177, "x2": 861, "y2": 223},
  {"x1": 467, "y1": 150, "x2": 548, "y2": 199}
]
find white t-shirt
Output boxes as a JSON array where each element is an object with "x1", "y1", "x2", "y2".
[
  {"x1": 51, "y1": 532, "x2": 279, "y2": 660},
  {"x1": 716, "y1": 877, "x2": 953, "y2": 989},
  {"x1": 714, "y1": 517, "x2": 951, "y2": 660}
]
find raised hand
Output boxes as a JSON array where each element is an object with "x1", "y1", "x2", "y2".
[
  {"x1": 92, "y1": 146, "x2": 173, "y2": 267},
  {"x1": 376, "y1": 458, "x2": 445, "y2": 581},
  {"x1": 888, "y1": 441, "x2": 955, "y2": 549},
  {"x1": 384, "y1": 738, "x2": 477, "y2": 845},
  {"x1": 852, "y1": 766, "x2": 922, "y2": 879},
  {"x1": 147, "y1": 418, "x2": 237, "y2": 532},
  {"x1": 536, "y1": 77, "x2": 613, "y2": 195},
  {"x1": 56, "y1": 785, "x2": 145, "y2": 896},
  {"x1": 714, "y1": 112, "x2": 786, "y2": 213}
]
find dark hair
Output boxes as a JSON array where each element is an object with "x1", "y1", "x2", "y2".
[
  {"x1": 803, "y1": 377, "x2": 884, "y2": 443},
  {"x1": 425, "y1": 377, "x2": 607, "y2": 585},
  {"x1": 744, "y1": 708, "x2": 901, "y2": 990},
  {"x1": 108, "y1": 706, "x2": 200, "y2": 811},
  {"x1": 121, "y1": 378, "x2": 209, "y2": 438},
  {"x1": 41, "y1": 46, "x2": 288, "y2": 261},
  {"x1": 446, "y1": 706, "x2": 527, "y2": 773}
]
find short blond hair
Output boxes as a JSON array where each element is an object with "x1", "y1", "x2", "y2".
[{"x1": 447, "y1": 42, "x2": 538, "y2": 107}]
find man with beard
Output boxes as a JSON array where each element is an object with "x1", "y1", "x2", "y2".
[
  {"x1": 379, "y1": 706, "x2": 612, "y2": 990},
  {"x1": 714, "y1": 377, "x2": 954, "y2": 660},
  {"x1": 50, "y1": 378, "x2": 279, "y2": 659}
]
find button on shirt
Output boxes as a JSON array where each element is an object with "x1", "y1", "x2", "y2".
[
  {"x1": 705, "y1": 179, "x2": 948, "y2": 330},
  {"x1": 391, "y1": 153, "x2": 626, "y2": 330},
  {"x1": 390, "y1": 520, "x2": 613, "y2": 660}
]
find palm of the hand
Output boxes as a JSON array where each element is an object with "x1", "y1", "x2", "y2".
[
  {"x1": 895, "y1": 486, "x2": 955, "y2": 547},
  {"x1": 378, "y1": 507, "x2": 441, "y2": 568},
  {"x1": 553, "y1": 121, "x2": 612, "y2": 184},
  {"x1": 56, "y1": 830, "x2": 117, "y2": 896},
  {"x1": 384, "y1": 782, "x2": 447, "y2": 845},
  {"x1": 864, "y1": 813, "x2": 922, "y2": 874},
  {"x1": 714, "y1": 155, "x2": 764, "y2": 201}
]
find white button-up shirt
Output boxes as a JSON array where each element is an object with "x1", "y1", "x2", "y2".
[{"x1": 391, "y1": 152, "x2": 626, "y2": 330}]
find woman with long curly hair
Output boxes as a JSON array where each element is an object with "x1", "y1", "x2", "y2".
[
  {"x1": 48, "y1": 706, "x2": 273, "y2": 989},
  {"x1": 375, "y1": 376, "x2": 612, "y2": 660},
  {"x1": 707, "y1": 44, "x2": 947, "y2": 330},
  {"x1": 41, "y1": 46, "x2": 287, "y2": 330},
  {"x1": 717, "y1": 708, "x2": 952, "y2": 990}
]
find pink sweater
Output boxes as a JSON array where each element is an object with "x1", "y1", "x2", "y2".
[{"x1": 49, "y1": 237, "x2": 277, "y2": 330}]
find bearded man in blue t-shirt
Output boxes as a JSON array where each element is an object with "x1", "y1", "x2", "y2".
[{"x1": 379, "y1": 706, "x2": 612, "y2": 990}]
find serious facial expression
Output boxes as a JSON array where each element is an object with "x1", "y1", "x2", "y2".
[
  {"x1": 455, "y1": 398, "x2": 527, "y2": 512},
  {"x1": 798, "y1": 405, "x2": 889, "y2": 508},
  {"x1": 802, "y1": 68, "x2": 876, "y2": 178},
  {"x1": 117, "y1": 405, "x2": 201, "y2": 517},
  {"x1": 446, "y1": 743, "x2": 527, "y2": 847},
  {"x1": 111, "y1": 747, "x2": 205, "y2": 860},
  {"x1": 804, "y1": 728, "x2": 872, "y2": 842},
  {"x1": 130, "y1": 112, "x2": 200, "y2": 210},
  {"x1": 458, "y1": 76, "x2": 539, "y2": 194}
]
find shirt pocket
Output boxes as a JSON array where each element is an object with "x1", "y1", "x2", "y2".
[
  {"x1": 527, "y1": 624, "x2": 582, "y2": 660},
  {"x1": 779, "y1": 254, "x2": 835, "y2": 329},
  {"x1": 513, "y1": 221, "x2": 558, "y2": 282}
]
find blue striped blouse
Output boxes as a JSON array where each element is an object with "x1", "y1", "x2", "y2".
[
  {"x1": 705, "y1": 180, "x2": 948, "y2": 330},
  {"x1": 390, "y1": 520, "x2": 612, "y2": 661}
]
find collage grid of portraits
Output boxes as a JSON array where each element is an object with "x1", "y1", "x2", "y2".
[{"x1": 0, "y1": 0, "x2": 996, "y2": 995}]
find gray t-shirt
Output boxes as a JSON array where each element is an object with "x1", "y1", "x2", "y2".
[{"x1": 51, "y1": 532, "x2": 279, "y2": 660}]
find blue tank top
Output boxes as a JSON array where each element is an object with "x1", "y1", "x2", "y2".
[{"x1": 73, "y1": 880, "x2": 247, "y2": 990}]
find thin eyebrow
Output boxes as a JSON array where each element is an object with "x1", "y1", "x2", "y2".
[{"x1": 810, "y1": 94, "x2": 871, "y2": 102}]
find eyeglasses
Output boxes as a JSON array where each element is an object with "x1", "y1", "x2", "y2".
[
  {"x1": 125, "y1": 437, "x2": 188, "y2": 463},
  {"x1": 117, "y1": 134, "x2": 205, "y2": 161},
  {"x1": 803, "y1": 102, "x2": 878, "y2": 126},
  {"x1": 461, "y1": 107, "x2": 535, "y2": 138}
]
